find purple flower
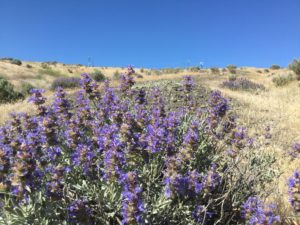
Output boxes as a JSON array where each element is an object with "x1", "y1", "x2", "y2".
[
  {"x1": 80, "y1": 73, "x2": 100, "y2": 99},
  {"x1": 28, "y1": 89, "x2": 46, "y2": 105},
  {"x1": 289, "y1": 142, "x2": 300, "y2": 159},
  {"x1": 193, "y1": 205, "x2": 214, "y2": 223},
  {"x1": 121, "y1": 171, "x2": 144, "y2": 224},
  {"x1": 182, "y1": 75, "x2": 195, "y2": 93},
  {"x1": 242, "y1": 197, "x2": 280, "y2": 225},
  {"x1": 288, "y1": 170, "x2": 300, "y2": 212},
  {"x1": 68, "y1": 198, "x2": 92, "y2": 224}
]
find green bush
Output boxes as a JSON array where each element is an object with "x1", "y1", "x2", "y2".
[
  {"x1": 210, "y1": 67, "x2": 220, "y2": 74},
  {"x1": 228, "y1": 74, "x2": 237, "y2": 81},
  {"x1": 189, "y1": 66, "x2": 201, "y2": 72},
  {"x1": 161, "y1": 68, "x2": 182, "y2": 74},
  {"x1": 41, "y1": 62, "x2": 50, "y2": 69},
  {"x1": 10, "y1": 59, "x2": 22, "y2": 66},
  {"x1": 20, "y1": 81, "x2": 35, "y2": 95},
  {"x1": 38, "y1": 67, "x2": 65, "y2": 77},
  {"x1": 272, "y1": 74, "x2": 294, "y2": 87},
  {"x1": 113, "y1": 70, "x2": 121, "y2": 80},
  {"x1": 136, "y1": 74, "x2": 143, "y2": 79},
  {"x1": 289, "y1": 59, "x2": 300, "y2": 80},
  {"x1": 264, "y1": 69, "x2": 269, "y2": 73},
  {"x1": 26, "y1": 64, "x2": 33, "y2": 69},
  {"x1": 0, "y1": 76, "x2": 23, "y2": 103},
  {"x1": 270, "y1": 64, "x2": 280, "y2": 70},
  {"x1": 227, "y1": 65, "x2": 237, "y2": 74},
  {"x1": 151, "y1": 69, "x2": 162, "y2": 76},
  {"x1": 140, "y1": 68, "x2": 144, "y2": 73},
  {"x1": 51, "y1": 77, "x2": 81, "y2": 90},
  {"x1": 90, "y1": 70, "x2": 106, "y2": 82}
]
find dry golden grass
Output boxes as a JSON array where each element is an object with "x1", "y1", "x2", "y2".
[{"x1": 200, "y1": 70, "x2": 300, "y2": 223}]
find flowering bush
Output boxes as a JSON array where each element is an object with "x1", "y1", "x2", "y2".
[
  {"x1": 0, "y1": 70, "x2": 278, "y2": 224},
  {"x1": 50, "y1": 77, "x2": 81, "y2": 90},
  {"x1": 221, "y1": 78, "x2": 266, "y2": 91}
]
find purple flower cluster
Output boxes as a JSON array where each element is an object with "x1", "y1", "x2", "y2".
[
  {"x1": 288, "y1": 142, "x2": 300, "y2": 159},
  {"x1": 242, "y1": 197, "x2": 280, "y2": 225},
  {"x1": 207, "y1": 90, "x2": 229, "y2": 131},
  {"x1": 288, "y1": 170, "x2": 300, "y2": 212},
  {"x1": 68, "y1": 198, "x2": 92, "y2": 224},
  {"x1": 120, "y1": 65, "x2": 136, "y2": 95},
  {"x1": 0, "y1": 67, "x2": 261, "y2": 224},
  {"x1": 121, "y1": 172, "x2": 144, "y2": 224}
]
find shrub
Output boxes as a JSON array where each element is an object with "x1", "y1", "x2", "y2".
[
  {"x1": 26, "y1": 64, "x2": 33, "y2": 69},
  {"x1": 0, "y1": 76, "x2": 23, "y2": 103},
  {"x1": 228, "y1": 74, "x2": 237, "y2": 81},
  {"x1": 136, "y1": 74, "x2": 143, "y2": 78},
  {"x1": 0, "y1": 70, "x2": 279, "y2": 224},
  {"x1": 41, "y1": 62, "x2": 50, "y2": 69},
  {"x1": 272, "y1": 74, "x2": 294, "y2": 87},
  {"x1": 151, "y1": 69, "x2": 162, "y2": 75},
  {"x1": 257, "y1": 70, "x2": 262, "y2": 73},
  {"x1": 113, "y1": 70, "x2": 121, "y2": 80},
  {"x1": 227, "y1": 65, "x2": 237, "y2": 74},
  {"x1": 289, "y1": 59, "x2": 300, "y2": 80},
  {"x1": 44, "y1": 61, "x2": 58, "y2": 66},
  {"x1": 270, "y1": 64, "x2": 280, "y2": 70},
  {"x1": 90, "y1": 70, "x2": 106, "y2": 82},
  {"x1": 210, "y1": 67, "x2": 220, "y2": 74},
  {"x1": 161, "y1": 68, "x2": 182, "y2": 74},
  {"x1": 140, "y1": 68, "x2": 144, "y2": 73},
  {"x1": 50, "y1": 77, "x2": 81, "y2": 90},
  {"x1": 20, "y1": 81, "x2": 35, "y2": 95},
  {"x1": 264, "y1": 69, "x2": 269, "y2": 73},
  {"x1": 189, "y1": 66, "x2": 201, "y2": 72},
  {"x1": 39, "y1": 67, "x2": 65, "y2": 77},
  {"x1": 221, "y1": 78, "x2": 266, "y2": 91},
  {"x1": 10, "y1": 59, "x2": 22, "y2": 66},
  {"x1": 68, "y1": 69, "x2": 73, "y2": 73}
]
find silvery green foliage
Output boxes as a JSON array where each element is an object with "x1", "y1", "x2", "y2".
[{"x1": 0, "y1": 72, "x2": 279, "y2": 224}]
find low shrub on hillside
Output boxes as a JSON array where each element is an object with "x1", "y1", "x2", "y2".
[
  {"x1": 10, "y1": 59, "x2": 22, "y2": 66},
  {"x1": 20, "y1": 81, "x2": 35, "y2": 95},
  {"x1": 39, "y1": 67, "x2": 65, "y2": 77},
  {"x1": 0, "y1": 76, "x2": 23, "y2": 103},
  {"x1": 113, "y1": 70, "x2": 121, "y2": 80},
  {"x1": 227, "y1": 65, "x2": 237, "y2": 74},
  {"x1": 26, "y1": 64, "x2": 33, "y2": 69},
  {"x1": 151, "y1": 69, "x2": 163, "y2": 75},
  {"x1": 289, "y1": 59, "x2": 300, "y2": 80},
  {"x1": 0, "y1": 58, "x2": 22, "y2": 66},
  {"x1": 221, "y1": 77, "x2": 266, "y2": 91},
  {"x1": 51, "y1": 77, "x2": 81, "y2": 90},
  {"x1": 210, "y1": 67, "x2": 220, "y2": 74},
  {"x1": 90, "y1": 70, "x2": 106, "y2": 82},
  {"x1": 188, "y1": 66, "x2": 201, "y2": 72},
  {"x1": 272, "y1": 74, "x2": 294, "y2": 87},
  {"x1": 0, "y1": 68, "x2": 279, "y2": 224},
  {"x1": 228, "y1": 74, "x2": 237, "y2": 81},
  {"x1": 270, "y1": 64, "x2": 280, "y2": 70},
  {"x1": 161, "y1": 68, "x2": 182, "y2": 74}
]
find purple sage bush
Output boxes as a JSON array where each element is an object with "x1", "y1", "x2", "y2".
[
  {"x1": 0, "y1": 69, "x2": 279, "y2": 224},
  {"x1": 221, "y1": 78, "x2": 266, "y2": 91},
  {"x1": 50, "y1": 77, "x2": 81, "y2": 90}
]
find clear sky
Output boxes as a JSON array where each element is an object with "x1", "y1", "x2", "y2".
[{"x1": 0, "y1": 0, "x2": 299, "y2": 68}]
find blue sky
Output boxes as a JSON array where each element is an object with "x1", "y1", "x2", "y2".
[{"x1": 0, "y1": 0, "x2": 299, "y2": 68}]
